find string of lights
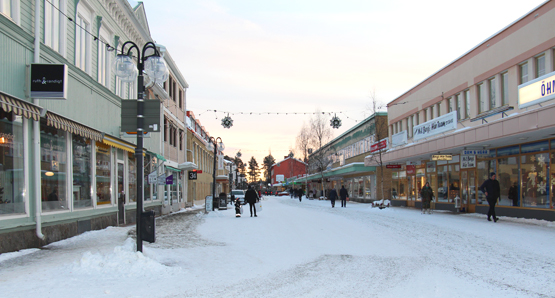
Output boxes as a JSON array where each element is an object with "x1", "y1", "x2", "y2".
[{"x1": 197, "y1": 109, "x2": 366, "y2": 123}]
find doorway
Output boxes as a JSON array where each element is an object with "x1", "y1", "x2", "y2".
[{"x1": 460, "y1": 169, "x2": 476, "y2": 213}]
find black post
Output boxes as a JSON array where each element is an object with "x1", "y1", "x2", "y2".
[
  {"x1": 136, "y1": 58, "x2": 144, "y2": 252},
  {"x1": 211, "y1": 138, "x2": 217, "y2": 211}
]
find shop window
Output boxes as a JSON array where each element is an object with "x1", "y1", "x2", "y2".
[
  {"x1": 72, "y1": 135, "x2": 92, "y2": 209},
  {"x1": 128, "y1": 152, "x2": 136, "y2": 203},
  {"x1": 477, "y1": 160, "x2": 496, "y2": 204},
  {"x1": 398, "y1": 171, "x2": 407, "y2": 200},
  {"x1": 521, "y1": 153, "x2": 549, "y2": 209},
  {"x1": 40, "y1": 119, "x2": 68, "y2": 212},
  {"x1": 521, "y1": 141, "x2": 549, "y2": 154},
  {"x1": 144, "y1": 155, "x2": 152, "y2": 201},
  {"x1": 364, "y1": 176, "x2": 372, "y2": 199},
  {"x1": 497, "y1": 145, "x2": 519, "y2": 157},
  {"x1": 498, "y1": 157, "x2": 519, "y2": 207},
  {"x1": 391, "y1": 171, "x2": 399, "y2": 199},
  {"x1": 437, "y1": 166, "x2": 448, "y2": 202},
  {"x1": 95, "y1": 142, "x2": 111, "y2": 205},
  {"x1": 0, "y1": 114, "x2": 25, "y2": 215},
  {"x1": 448, "y1": 165, "x2": 460, "y2": 203}
]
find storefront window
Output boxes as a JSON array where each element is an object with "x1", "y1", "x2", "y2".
[
  {"x1": 521, "y1": 141, "x2": 549, "y2": 154},
  {"x1": 521, "y1": 153, "x2": 549, "y2": 208},
  {"x1": 0, "y1": 114, "x2": 25, "y2": 215},
  {"x1": 95, "y1": 142, "x2": 111, "y2": 205},
  {"x1": 426, "y1": 172, "x2": 437, "y2": 203},
  {"x1": 477, "y1": 160, "x2": 496, "y2": 204},
  {"x1": 354, "y1": 177, "x2": 363, "y2": 198},
  {"x1": 391, "y1": 172, "x2": 399, "y2": 199},
  {"x1": 72, "y1": 135, "x2": 92, "y2": 208},
  {"x1": 40, "y1": 119, "x2": 67, "y2": 211},
  {"x1": 144, "y1": 155, "x2": 153, "y2": 201},
  {"x1": 437, "y1": 166, "x2": 448, "y2": 202},
  {"x1": 128, "y1": 152, "x2": 136, "y2": 203},
  {"x1": 498, "y1": 157, "x2": 519, "y2": 206},
  {"x1": 170, "y1": 172, "x2": 178, "y2": 203},
  {"x1": 364, "y1": 176, "x2": 372, "y2": 199},
  {"x1": 398, "y1": 171, "x2": 407, "y2": 200},
  {"x1": 551, "y1": 152, "x2": 555, "y2": 209},
  {"x1": 416, "y1": 168, "x2": 425, "y2": 200},
  {"x1": 448, "y1": 165, "x2": 460, "y2": 203}
]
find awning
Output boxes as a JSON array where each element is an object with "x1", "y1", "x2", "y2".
[
  {"x1": 0, "y1": 92, "x2": 42, "y2": 121},
  {"x1": 166, "y1": 166, "x2": 181, "y2": 172},
  {"x1": 102, "y1": 135, "x2": 136, "y2": 153},
  {"x1": 147, "y1": 150, "x2": 166, "y2": 161},
  {"x1": 46, "y1": 112, "x2": 103, "y2": 141},
  {"x1": 178, "y1": 161, "x2": 198, "y2": 171}
]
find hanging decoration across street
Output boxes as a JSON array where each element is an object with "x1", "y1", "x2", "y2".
[
  {"x1": 330, "y1": 114, "x2": 342, "y2": 129},
  {"x1": 221, "y1": 114, "x2": 233, "y2": 128}
]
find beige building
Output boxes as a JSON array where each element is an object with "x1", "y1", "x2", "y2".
[{"x1": 365, "y1": 1, "x2": 555, "y2": 221}]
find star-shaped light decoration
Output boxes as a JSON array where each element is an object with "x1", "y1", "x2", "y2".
[
  {"x1": 221, "y1": 114, "x2": 233, "y2": 128},
  {"x1": 330, "y1": 114, "x2": 342, "y2": 129}
]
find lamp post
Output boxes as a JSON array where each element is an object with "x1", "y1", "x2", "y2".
[
  {"x1": 209, "y1": 136, "x2": 224, "y2": 211},
  {"x1": 113, "y1": 41, "x2": 169, "y2": 252}
]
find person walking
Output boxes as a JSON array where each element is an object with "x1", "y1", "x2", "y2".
[
  {"x1": 420, "y1": 182, "x2": 434, "y2": 214},
  {"x1": 339, "y1": 185, "x2": 348, "y2": 207},
  {"x1": 480, "y1": 172, "x2": 501, "y2": 222},
  {"x1": 328, "y1": 188, "x2": 338, "y2": 208},
  {"x1": 245, "y1": 185, "x2": 258, "y2": 217}
]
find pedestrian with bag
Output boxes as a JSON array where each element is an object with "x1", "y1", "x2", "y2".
[
  {"x1": 328, "y1": 188, "x2": 338, "y2": 208},
  {"x1": 420, "y1": 181, "x2": 434, "y2": 214},
  {"x1": 339, "y1": 185, "x2": 348, "y2": 207},
  {"x1": 245, "y1": 185, "x2": 258, "y2": 217},
  {"x1": 480, "y1": 172, "x2": 500, "y2": 222}
]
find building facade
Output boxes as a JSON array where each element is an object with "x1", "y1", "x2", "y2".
[
  {"x1": 0, "y1": 0, "x2": 189, "y2": 253},
  {"x1": 270, "y1": 156, "x2": 307, "y2": 192},
  {"x1": 366, "y1": 1, "x2": 555, "y2": 221}
]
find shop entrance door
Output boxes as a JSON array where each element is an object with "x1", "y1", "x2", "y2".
[{"x1": 460, "y1": 170, "x2": 476, "y2": 213}]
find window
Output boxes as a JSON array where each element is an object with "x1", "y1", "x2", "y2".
[
  {"x1": 429, "y1": 105, "x2": 434, "y2": 119},
  {"x1": 128, "y1": 152, "x2": 136, "y2": 203},
  {"x1": 0, "y1": 0, "x2": 20, "y2": 24},
  {"x1": 97, "y1": 26, "x2": 112, "y2": 87},
  {"x1": 75, "y1": 3, "x2": 92, "y2": 73},
  {"x1": 464, "y1": 89, "x2": 470, "y2": 118},
  {"x1": 455, "y1": 94, "x2": 461, "y2": 120},
  {"x1": 179, "y1": 129, "x2": 183, "y2": 150},
  {"x1": 501, "y1": 72, "x2": 509, "y2": 106},
  {"x1": 415, "y1": 112, "x2": 419, "y2": 125},
  {"x1": 95, "y1": 142, "x2": 111, "y2": 205},
  {"x1": 520, "y1": 62, "x2": 528, "y2": 84},
  {"x1": 489, "y1": 77, "x2": 496, "y2": 110},
  {"x1": 179, "y1": 89, "x2": 183, "y2": 109},
  {"x1": 0, "y1": 113, "x2": 25, "y2": 216},
  {"x1": 437, "y1": 102, "x2": 441, "y2": 117},
  {"x1": 447, "y1": 97, "x2": 452, "y2": 113},
  {"x1": 44, "y1": 0, "x2": 66, "y2": 55},
  {"x1": 477, "y1": 83, "x2": 485, "y2": 114},
  {"x1": 72, "y1": 135, "x2": 92, "y2": 209},
  {"x1": 40, "y1": 119, "x2": 68, "y2": 212},
  {"x1": 521, "y1": 153, "x2": 549, "y2": 209},
  {"x1": 423, "y1": 109, "x2": 427, "y2": 122},
  {"x1": 536, "y1": 55, "x2": 545, "y2": 78},
  {"x1": 164, "y1": 117, "x2": 167, "y2": 142}
]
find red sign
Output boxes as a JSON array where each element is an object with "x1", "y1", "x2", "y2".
[
  {"x1": 371, "y1": 140, "x2": 387, "y2": 152},
  {"x1": 406, "y1": 165, "x2": 416, "y2": 175},
  {"x1": 386, "y1": 164, "x2": 402, "y2": 169},
  {"x1": 196, "y1": 170, "x2": 203, "y2": 174}
]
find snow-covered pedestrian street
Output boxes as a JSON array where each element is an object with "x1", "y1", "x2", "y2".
[{"x1": 1, "y1": 196, "x2": 554, "y2": 298}]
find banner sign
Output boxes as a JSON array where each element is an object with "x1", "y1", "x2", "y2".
[
  {"x1": 461, "y1": 155, "x2": 476, "y2": 169},
  {"x1": 386, "y1": 164, "x2": 402, "y2": 169},
  {"x1": 218, "y1": 154, "x2": 224, "y2": 170},
  {"x1": 461, "y1": 149, "x2": 489, "y2": 156},
  {"x1": 157, "y1": 173, "x2": 166, "y2": 185},
  {"x1": 165, "y1": 174, "x2": 174, "y2": 185},
  {"x1": 148, "y1": 171, "x2": 158, "y2": 184},
  {"x1": 413, "y1": 111, "x2": 457, "y2": 141},
  {"x1": 391, "y1": 130, "x2": 407, "y2": 148},
  {"x1": 30, "y1": 64, "x2": 68, "y2": 99},
  {"x1": 518, "y1": 70, "x2": 555, "y2": 109},
  {"x1": 371, "y1": 139, "x2": 388, "y2": 152},
  {"x1": 432, "y1": 154, "x2": 453, "y2": 161}
]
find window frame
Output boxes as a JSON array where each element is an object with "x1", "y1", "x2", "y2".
[{"x1": 75, "y1": 2, "x2": 93, "y2": 74}]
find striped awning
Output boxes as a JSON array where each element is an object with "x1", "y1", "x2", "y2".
[
  {"x1": 46, "y1": 112, "x2": 103, "y2": 141},
  {"x1": 102, "y1": 135, "x2": 136, "y2": 154},
  {"x1": 0, "y1": 92, "x2": 42, "y2": 121}
]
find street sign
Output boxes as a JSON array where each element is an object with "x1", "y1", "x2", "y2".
[
  {"x1": 157, "y1": 173, "x2": 166, "y2": 185},
  {"x1": 188, "y1": 171, "x2": 197, "y2": 180},
  {"x1": 461, "y1": 149, "x2": 489, "y2": 156},
  {"x1": 121, "y1": 100, "x2": 161, "y2": 133},
  {"x1": 432, "y1": 154, "x2": 452, "y2": 161},
  {"x1": 148, "y1": 171, "x2": 158, "y2": 184}
]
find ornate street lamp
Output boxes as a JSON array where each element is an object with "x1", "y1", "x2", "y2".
[
  {"x1": 208, "y1": 136, "x2": 224, "y2": 211},
  {"x1": 113, "y1": 41, "x2": 169, "y2": 252}
]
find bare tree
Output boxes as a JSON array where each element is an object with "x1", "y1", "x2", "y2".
[
  {"x1": 309, "y1": 110, "x2": 333, "y2": 150},
  {"x1": 304, "y1": 110, "x2": 335, "y2": 197},
  {"x1": 364, "y1": 91, "x2": 390, "y2": 207},
  {"x1": 295, "y1": 122, "x2": 311, "y2": 163}
]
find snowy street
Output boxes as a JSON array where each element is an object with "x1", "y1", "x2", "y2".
[{"x1": 1, "y1": 196, "x2": 554, "y2": 298}]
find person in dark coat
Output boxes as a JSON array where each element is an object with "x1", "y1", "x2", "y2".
[
  {"x1": 245, "y1": 185, "x2": 258, "y2": 217},
  {"x1": 420, "y1": 182, "x2": 434, "y2": 214},
  {"x1": 480, "y1": 172, "x2": 501, "y2": 222},
  {"x1": 339, "y1": 185, "x2": 348, "y2": 207},
  {"x1": 328, "y1": 188, "x2": 338, "y2": 208},
  {"x1": 508, "y1": 182, "x2": 518, "y2": 206}
]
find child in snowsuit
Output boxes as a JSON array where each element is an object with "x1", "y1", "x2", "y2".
[{"x1": 234, "y1": 198, "x2": 243, "y2": 217}]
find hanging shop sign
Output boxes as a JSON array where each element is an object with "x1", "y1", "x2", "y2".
[
  {"x1": 413, "y1": 111, "x2": 457, "y2": 141},
  {"x1": 518, "y1": 70, "x2": 555, "y2": 109},
  {"x1": 188, "y1": 171, "x2": 197, "y2": 180},
  {"x1": 165, "y1": 174, "x2": 174, "y2": 185},
  {"x1": 371, "y1": 139, "x2": 388, "y2": 152},
  {"x1": 386, "y1": 164, "x2": 402, "y2": 169},
  {"x1": 432, "y1": 154, "x2": 452, "y2": 161},
  {"x1": 218, "y1": 154, "x2": 224, "y2": 170},
  {"x1": 461, "y1": 155, "x2": 476, "y2": 169},
  {"x1": 148, "y1": 171, "x2": 158, "y2": 184},
  {"x1": 406, "y1": 165, "x2": 416, "y2": 175},
  {"x1": 157, "y1": 173, "x2": 166, "y2": 185},
  {"x1": 30, "y1": 64, "x2": 68, "y2": 99},
  {"x1": 391, "y1": 130, "x2": 407, "y2": 148}
]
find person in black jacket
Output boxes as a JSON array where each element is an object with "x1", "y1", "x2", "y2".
[
  {"x1": 328, "y1": 188, "x2": 338, "y2": 208},
  {"x1": 339, "y1": 185, "x2": 348, "y2": 207},
  {"x1": 245, "y1": 185, "x2": 258, "y2": 217},
  {"x1": 480, "y1": 172, "x2": 500, "y2": 222}
]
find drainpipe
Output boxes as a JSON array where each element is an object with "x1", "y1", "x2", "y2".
[{"x1": 34, "y1": 0, "x2": 45, "y2": 240}]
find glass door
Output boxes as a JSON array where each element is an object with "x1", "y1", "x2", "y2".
[{"x1": 460, "y1": 169, "x2": 476, "y2": 213}]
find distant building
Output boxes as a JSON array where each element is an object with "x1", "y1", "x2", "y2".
[{"x1": 270, "y1": 157, "x2": 307, "y2": 191}]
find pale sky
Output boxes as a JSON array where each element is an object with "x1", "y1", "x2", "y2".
[{"x1": 135, "y1": 0, "x2": 546, "y2": 170}]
